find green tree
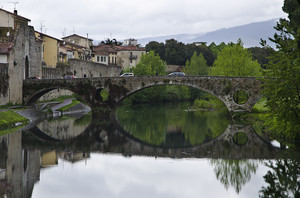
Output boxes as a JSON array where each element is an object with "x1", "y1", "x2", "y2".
[
  {"x1": 184, "y1": 52, "x2": 209, "y2": 75},
  {"x1": 165, "y1": 39, "x2": 186, "y2": 65},
  {"x1": 261, "y1": 0, "x2": 300, "y2": 144},
  {"x1": 145, "y1": 41, "x2": 165, "y2": 60},
  {"x1": 248, "y1": 47, "x2": 273, "y2": 69},
  {"x1": 133, "y1": 50, "x2": 166, "y2": 76},
  {"x1": 185, "y1": 44, "x2": 216, "y2": 66},
  {"x1": 209, "y1": 41, "x2": 262, "y2": 77},
  {"x1": 209, "y1": 42, "x2": 227, "y2": 55}
]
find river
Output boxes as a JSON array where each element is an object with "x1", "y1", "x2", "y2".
[{"x1": 0, "y1": 102, "x2": 299, "y2": 198}]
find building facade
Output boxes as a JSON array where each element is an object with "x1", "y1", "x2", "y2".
[
  {"x1": 35, "y1": 31, "x2": 60, "y2": 68},
  {"x1": 0, "y1": 8, "x2": 42, "y2": 105}
]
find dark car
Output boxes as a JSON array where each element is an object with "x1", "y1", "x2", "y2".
[
  {"x1": 168, "y1": 72, "x2": 185, "y2": 76},
  {"x1": 29, "y1": 76, "x2": 41, "y2": 79}
]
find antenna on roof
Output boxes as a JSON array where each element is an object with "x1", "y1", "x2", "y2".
[
  {"x1": 40, "y1": 21, "x2": 45, "y2": 33},
  {"x1": 9, "y1": 1, "x2": 18, "y2": 10}
]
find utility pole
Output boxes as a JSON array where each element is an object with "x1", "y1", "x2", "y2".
[
  {"x1": 9, "y1": 1, "x2": 19, "y2": 10},
  {"x1": 40, "y1": 21, "x2": 45, "y2": 33}
]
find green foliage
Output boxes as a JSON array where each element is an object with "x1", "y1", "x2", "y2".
[
  {"x1": 259, "y1": 158, "x2": 300, "y2": 198},
  {"x1": 248, "y1": 47, "x2": 273, "y2": 68},
  {"x1": 209, "y1": 42, "x2": 227, "y2": 55},
  {"x1": 184, "y1": 52, "x2": 209, "y2": 75},
  {"x1": 261, "y1": 0, "x2": 300, "y2": 144},
  {"x1": 233, "y1": 90, "x2": 248, "y2": 104},
  {"x1": 252, "y1": 97, "x2": 269, "y2": 113},
  {"x1": 209, "y1": 41, "x2": 262, "y2": 77},
  {"x1": 0, "y1": 110, "x2": 29, "y2": 130},
  {"x1": 117, "y1": 102, "x2": 229, "y2": 146},
  {"x1": 210, "y1": 159, "x2": 259, "y2": 193},
  {"x1": 193, "y1": 96, "x2": 226, "y2": 110},
  {"x1": 100, "y1": 89, "x2": 109, "y2": 101},
  {"x1": 57, "y1": 100, "x2": 80, "y2": 112},
  {"x1": 133, "y1": 50, "x2": 166, "y2": 76},
  {"x1": 164, "y1": 39, "x2": 186, "y2": 65},
  {"x1": 145, "y1": 39, "x2": 216, "y2": 66},
  {"x1": 145, "y1": 41, "x2": 165, "y2": 60}
]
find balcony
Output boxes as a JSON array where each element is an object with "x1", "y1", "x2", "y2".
[{"x1": 129, "y1": 54, "x2": 137, "y2": 60}]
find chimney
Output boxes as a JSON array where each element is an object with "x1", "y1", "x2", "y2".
[{"x1": 14, "y1": 10, "x2": 18, "y2": 15}]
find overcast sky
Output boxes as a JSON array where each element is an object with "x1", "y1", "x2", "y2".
[{"x1": 1, "y1": 0, "x2": 287, "y2": 42}]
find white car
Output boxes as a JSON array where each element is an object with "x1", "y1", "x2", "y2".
[{"x1": 120, "y1": 73, "x2": 134, "y2": 77}]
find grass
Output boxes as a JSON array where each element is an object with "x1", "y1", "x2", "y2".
[
  {"x1": 57, "y1": 100, "x2": 80, "y2": 112},
  {"x1": 0, "y1": 110, "x2": 29, "y2": 131}
]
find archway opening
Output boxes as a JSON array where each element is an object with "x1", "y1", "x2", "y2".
[
  {"x1": 96, "y1": 88, "x2": 109, "y2": 102},
  {"x1": 233, "y1": 132, "x2": 248, "y2": 146},
  {"x1": 233, "y1": 90, "x2": 248, "y2": 104},
  {"x1": 25, "y1": 55, "x2": 29, "y2": 79},
  {"x1": 116, "y1": 85, "x2": 230, "y2": 147}
]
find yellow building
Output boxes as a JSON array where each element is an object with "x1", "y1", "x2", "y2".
[{"x1": 35, "y1": 31, "x2": 60, "y2": 68}]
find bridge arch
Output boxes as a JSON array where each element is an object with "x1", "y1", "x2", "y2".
[{"x1": 116, "y1": 83, "x2": 229, "y2": 109}]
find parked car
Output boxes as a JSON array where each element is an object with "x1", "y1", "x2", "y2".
[
  {"x1": 29, "y1": 76, "x2": 41, "y2": 79},
  {"x1": 120, "y1": 73, "x2": 134, "y2": 77},
  {"x1": 168, "y1": 72, "x2": 185, "y2": 76},
  {"x1": 64, "y1": 75, "x2": 76, "y2": 79}
]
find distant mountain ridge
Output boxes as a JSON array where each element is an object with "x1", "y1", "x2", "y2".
[{"x1": 138, "y1": 19, "x2": 278, "y2": 48}]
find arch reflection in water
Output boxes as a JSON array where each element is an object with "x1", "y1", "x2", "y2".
[
  {"x1": 35, "y1": 113, "x2": 92, "y2": 141},
  {"x1": 116, "y1": 102, "x2": 230, "y2": 147}
]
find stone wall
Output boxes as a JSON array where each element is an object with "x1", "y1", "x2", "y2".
[
  {"x1": 42, "y1": 67, "x2": 62, "y2": 79},
  {"x1": 68, "y1": 59, "x2": 122, "y2": 78},
  {"x1": 0, "y1": 22, "x2": 42, "y2": 106},
  {"x1": 42, "y1": 59, "x2": 122, "y2": 79}
]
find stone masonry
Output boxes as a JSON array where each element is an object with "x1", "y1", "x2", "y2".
[{"x1": 23, "y1": 75, "x2": 263, "y2": 112}]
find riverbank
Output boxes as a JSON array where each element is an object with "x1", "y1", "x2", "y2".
[{"x1": 0, "y1": 98, "x2": 91, "y2": 134}]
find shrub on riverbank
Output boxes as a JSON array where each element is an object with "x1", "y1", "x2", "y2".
[{"x1": 193, "y1": 97, "x2": 226, "y2": 111}]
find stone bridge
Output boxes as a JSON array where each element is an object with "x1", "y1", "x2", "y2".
[{"x1": 23, "y1": 76, "x2": 262, "y2": 112}]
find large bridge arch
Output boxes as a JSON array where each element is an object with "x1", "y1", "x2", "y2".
[
  {"x1": 115, "y1": 83, "x2": 229, "y2": 108},
  {"x1": 106, "y1": 76, "x2": 262, "y2": 112}
]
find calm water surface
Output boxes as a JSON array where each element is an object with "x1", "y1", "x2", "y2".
[{"x1": 0, "y1": 102, "x2": 299, "y2": 198}]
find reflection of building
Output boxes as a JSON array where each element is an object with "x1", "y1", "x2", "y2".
[
  {"x1": 59, "y1": 152, "x2": 90, "y2": 163},
  {"x1": 0, "y1": 131, "x2": 41, "y2": 198},
  {"x1": 41, "y1": 151, "x2": 58, "y2": 167}
]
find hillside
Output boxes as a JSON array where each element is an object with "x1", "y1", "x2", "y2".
[{"x1": 138, "y1": 19, "x2": 278, "y2": 48}]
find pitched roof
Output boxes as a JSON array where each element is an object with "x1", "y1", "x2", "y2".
[
  {"x1": 62, "y1": 34, "x2": 93, "y2": 41},
  {"x1": 35, "y1": 31, "x2": 61, "y2": 41},
  {"x1": 0, "y1": 8, "x2": 30, "y2": 22}
]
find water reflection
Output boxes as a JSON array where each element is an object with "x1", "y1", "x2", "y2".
[
  {"x1": 36, "y1": 113, "x2": 92, "y2": 141},
  {"x1": 259, "y1": 153, "x2": 300, "y2": 198},
  {"x1": 0, "y1": 104, "x2": 293, "y2": 198},
  {"x1": 210, "y1": 159, "x2": 260, "y2": 193},
  {"x1": 116, "y1": 103, "x2": 230, "y2": 147}
]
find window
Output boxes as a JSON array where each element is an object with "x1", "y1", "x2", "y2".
[
  {"x1": 101, "y1": 56, "x2": 104, "y2": 62},
  {"x1": 97, "y1": 56, "x2": 100, "y2": 62}
]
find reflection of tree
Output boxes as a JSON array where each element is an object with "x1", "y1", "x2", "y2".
[
  {"x1": 210, "y1": 159, "x2": 259, "y2": 193},
  {"x1": 259, "y1": 158, "x2": 300, "y2": 198},
  {"x1": 117, "y1": 103, "x2": 229, "y2": 146}
]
